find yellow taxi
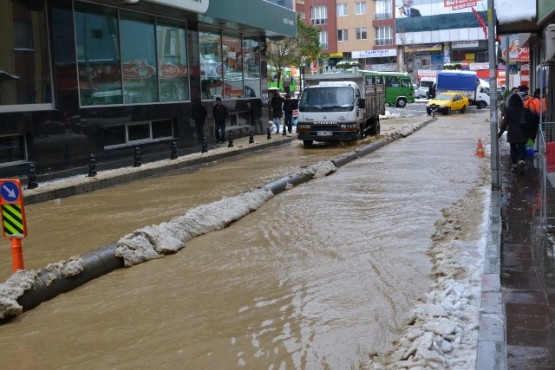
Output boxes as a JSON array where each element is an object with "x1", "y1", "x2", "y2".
[{"x1": 426, "y1": 92, "x2": 469, "y2": 115}]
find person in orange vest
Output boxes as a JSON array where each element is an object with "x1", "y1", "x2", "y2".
[{"x1": 524, "y1": 88, "x2": 547, "y2": 142}]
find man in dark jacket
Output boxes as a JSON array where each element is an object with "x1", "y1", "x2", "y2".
[
  {"x1": 212, "y1": 97, "x2": 228, "y2": 144},
  {"x1": 192, "y1": 99, "x2": 207, "y2": 144},
  {"x1": 498, "y1": 93, "x2": 528, "y2": 174},
  {"x1": 270, "y1": 91, "x2": 284, "y2": 134},
  {"x1": 282, "y1": 94, "x2": 295, "y2": 135}
]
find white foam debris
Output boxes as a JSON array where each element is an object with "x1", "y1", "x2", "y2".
[
  {"x1": 115, "y1": 187, "x2": 274, "y2": 266},
  {"x1": 0, "y1": 270, "x2": 37, "y2": 319},
  {"x1": 304, "y1": 160, "x2": 337, "y2": 179}
]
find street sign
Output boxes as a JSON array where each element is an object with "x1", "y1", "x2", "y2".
[{"x1": 0, "y1": 179, "x2": 27, "y2": 238}]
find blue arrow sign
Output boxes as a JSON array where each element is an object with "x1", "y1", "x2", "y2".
[{"x1": 0, "y1": 181, "x2": 20, "y2": 203}]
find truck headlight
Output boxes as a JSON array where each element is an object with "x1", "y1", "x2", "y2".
[{"x1": 298, "y1": 124, "x2": 311, "y2": 129}]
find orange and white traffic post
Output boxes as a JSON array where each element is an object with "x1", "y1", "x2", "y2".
[{"x1": 0, "y1": 179, "x2": 28, "y2": 272}]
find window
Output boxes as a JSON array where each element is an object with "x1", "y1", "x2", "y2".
[
  {"x1": 0, "y1": 135, "x2": 26, "y2": 165},
  {"x1": 199, "y1": 30, "x2": 223, "y2": 99},
  {"x1": 75, "y1": 3, "x2": 189, "y2": 106},
  {"x1": 320, "y1": 31, "x2": 328, "y2": 51},
  {"x1": 1, "y1": 1, "x2": 52, "y2": 107},
  {"x1": 337, "y1": 29, "x2": 348, "y2": 42},
  {"x1": 375, "y1": 26, "x2": 393, "y2": 46},
  {"x1": 356, "y1": 28, "x2": 367, "y2": 40},
  {"x1": 336, "y1": 3, "x2": 347, "y2": 16},
  {"x1": 222, "y1": 34, "x2": 243, "y2": 98},
  {"x1": 375, "y1": 0, "x2": 393, "y2": 19},
  {"x1": 311, "y1": 6, "x2": 327, "y2": 25},
  {"x1": 157, "y1": 21, "x2": 189, "y2": 102},
  {"x1": 103, "y1": 119, "x2": 174, "y2": 148},
  {"x1": 355, "y1": 2, "x2": 366, "y2": 15},
  {"x1": 243, "y1": 37, "x2": 261, "y2": 98},
  {"x1": 75, "y1": 3, "x2": 122, "y2": 106},
  {"x1": 120, "y1": 12, "x2": 158, "y2": 104}
]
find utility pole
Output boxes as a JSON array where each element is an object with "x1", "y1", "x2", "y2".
[{"x1": 488, "y1": 0, "x2": 500, "y2": 189}]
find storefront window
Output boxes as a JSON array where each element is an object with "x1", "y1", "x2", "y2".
[
  {"x1": 0, "y1": 0, "x2": 52, "y2": 107},
  {"x1": 120, "y1": 12, "x2": 158, "y2": 104},
  {"x1": 243, "y1": 37, "x2": 261, "y2": 98},
  {"x1": 157, "y1": 21, "x2": 189, "y2": 102},
  {"x1": 75, "y1": 3, "x2": 122, "y2": 105},
  {"x1": 222, "y1": 34, "x2": 242, "y2": 98},
  {"x1": 199, "y1": 31, "x2": 223, "y2": 99}
]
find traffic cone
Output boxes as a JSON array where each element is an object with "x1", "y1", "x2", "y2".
[{"x1": 475, "y1": 139, "x2": 485, "y2": 158}]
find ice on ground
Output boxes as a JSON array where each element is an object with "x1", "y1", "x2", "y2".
[
  {"x1": 367, "y1": 183, "x2": 490, "y2": 369},
  {"x1": 116, "y1": 187, "x2": 274, "y2": 266},
  {"x1": 0, "y1": 270, "x2": 37, "y2": 320}
]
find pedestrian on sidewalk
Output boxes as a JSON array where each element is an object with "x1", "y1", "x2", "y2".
[
  {"x1": 213, "y1": 97, "x2": 228, "y2": 144},
  {"x1": 282, "y1": 94, "x2": 295, "y2": 135},
  {"x1": 523, "y1": 88, "x2": 547, "y2": 142},
  {"x1": 271, "y1": 91, "x2": 284, "y2": 134},
  {"x1": 498, "y1": 93, "x2": 528, "y2": 174}
]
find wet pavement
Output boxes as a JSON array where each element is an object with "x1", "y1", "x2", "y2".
[{"x1": 499, "y1": 141, "x2": 555, "y2": 369}]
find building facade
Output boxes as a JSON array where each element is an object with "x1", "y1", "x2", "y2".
[
  {"x1": 0, "y1": 0, "x2": 295, "y2": 179},
  {"x1": 395, "y1": 0, "x2": 489, "y2": 80}
]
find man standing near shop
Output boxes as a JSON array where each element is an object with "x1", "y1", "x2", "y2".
[{"x1": 213, "y1": 97, "x2": 228, "y2": 144}]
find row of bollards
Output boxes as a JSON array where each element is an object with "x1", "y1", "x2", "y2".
[{"x1": 26, "y1": 130, "x2": 267, "y2": 189}]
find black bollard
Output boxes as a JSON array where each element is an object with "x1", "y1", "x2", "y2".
[
  {"x1": 228, "y1": 131, "x2": 234, "y2": 147},
  {"x1": 267, "y1": 126, "x2": 271, "y2": 140},
  {"x1": 27, "y1": 163, "x2": 38, "y2": 190},
  {"x1": 134, "y1": 146, "x2": 142, "y2": 167},
  {"x1": 88, "y1": 154, "x2": 97, "y2": 177},
  {"x1": 201, "y1": 137, "x2": 208, "y2": 153},
  {"x1": 249, "y1": 131, "x2": 254, "y2": 144},
  {"x1": 171, "y1": 141, "x2": 178, "y2": 160}
]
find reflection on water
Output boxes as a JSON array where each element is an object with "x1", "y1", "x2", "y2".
[{"x1": 0, "y1": 119, "x2": 488, "y2": 368}]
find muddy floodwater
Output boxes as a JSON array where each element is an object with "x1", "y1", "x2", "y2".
[{"x1": 0, "y1": 116, "x2": 490, "y2": 369}]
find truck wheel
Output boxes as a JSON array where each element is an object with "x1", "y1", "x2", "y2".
[
  {"x1": 303, "y1": 140, "x2": 313, "y2": 147},
  {"x1": 446, "y1": 107, "x2": 451, "y2": 115},
  {"x1": 461, "y1": 105, "x2": 466, "y2": 113},
  {"x1": 396, "y1": 98, "x2": 407, "y2": 108},
  {"x1": 476, "y1": 101, "x2": 486, "y2": 109}
]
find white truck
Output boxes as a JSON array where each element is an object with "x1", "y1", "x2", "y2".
[
  {"x1": 435, "y1": 70, "x2": 491, "y2": 109},
  {"x1": 297, "y1": 73, "x2": 385, "y2": 147}
]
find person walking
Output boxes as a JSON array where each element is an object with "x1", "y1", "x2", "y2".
[
  {"x1": 212, "y1": 97, "x2": 228, "y2": 144},
  {"x1": 523, "y1": 88, "x2": 547, "y2": 142},
  {"x1": 270, "y1": 91, "x2": 284, "y2": 134},
  {"x1": 498, "y1": 93, "x2": 529, "y2": 174},
  {"x1": 282, "y1": 94, "x2": 295, "y2": 135}
]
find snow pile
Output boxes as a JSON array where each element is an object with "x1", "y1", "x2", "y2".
[
  {"x1": 495, "y1": 0, "x2": 536, "y2": 24},
  {"x1": 115, "y1": 187, "x2": 274, "y2": 266},
  {"x1": 367, "y1": 185, "x2": 489, "y2": 369},
  {"x1": 0, "y1": 270, "x2": 37, "y2": 320},
  {"x1": 40, "y1": 257, "x2": 85, "y2": 286},
  {"x1": 303, "y1": 160, "x2": 337, "y2": 179}
]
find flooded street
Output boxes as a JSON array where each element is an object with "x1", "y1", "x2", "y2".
[{"x1": 0, "y1": 114, "x2": 491, "y2": 369}]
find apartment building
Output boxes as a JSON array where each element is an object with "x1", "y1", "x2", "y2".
[
  {"x1": 296, "y1": 0, "x2": 489, "y2": 79},
  {"x1": 296, "y1": 0, "x2": 396, "y2": 71}
]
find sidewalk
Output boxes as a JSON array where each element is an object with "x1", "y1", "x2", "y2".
[{"x1": 498, "y1": 142, "x2": 555, "y2": 369}]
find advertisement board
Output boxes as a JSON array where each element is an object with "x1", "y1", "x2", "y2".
[{"x1": 395, "y1": 0, "x2": 488, "y2": 42}]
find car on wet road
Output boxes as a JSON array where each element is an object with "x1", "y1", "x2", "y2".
[{"x1": 426, "y1": 92, "x2": 469, "y2": 115}]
